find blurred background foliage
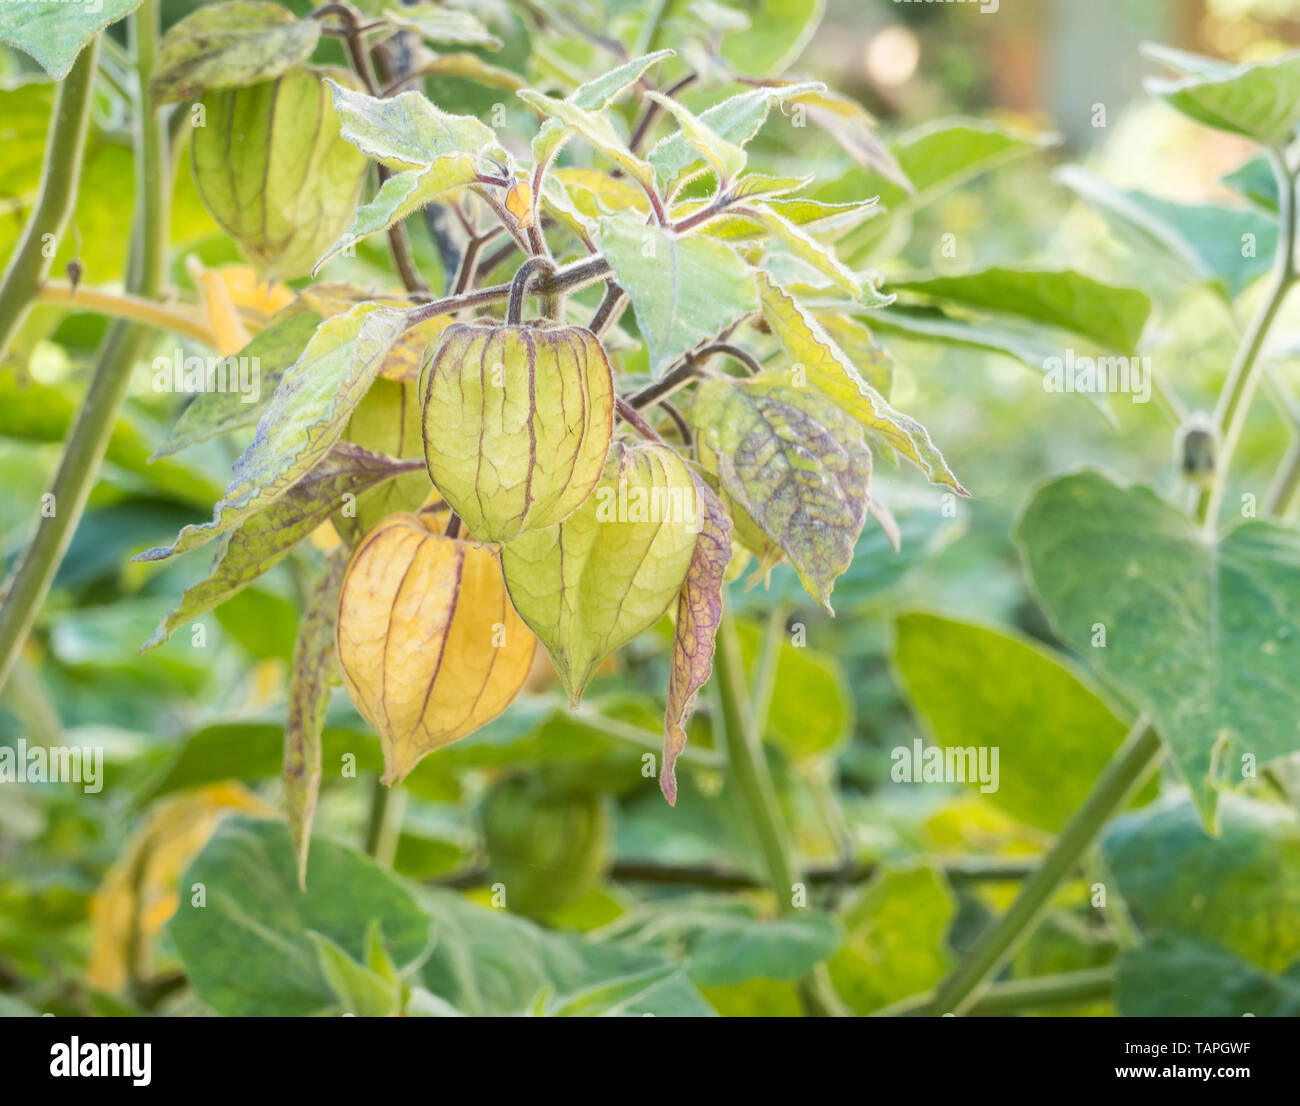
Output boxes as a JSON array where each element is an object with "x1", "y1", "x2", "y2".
[{"x1": 3, "y1": 0, "x2": 1300, "y2": 1017}]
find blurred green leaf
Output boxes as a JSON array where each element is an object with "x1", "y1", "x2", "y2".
[
  {"x1": 0, "y1": 0, "x2": 141, "y2": 78},
  {"x1": 1146, "y1": 51, "x2": 1300, "y2": 146},
  {"x1": 1116, "y1": 934, "x2": 1300, "y2": 1017}
]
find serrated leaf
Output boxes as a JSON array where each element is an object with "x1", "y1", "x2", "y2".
[
  {"x1": 152, "y1": 310, "x2": 322, "y2": 459},
  {"x1": 737, "y1": 204, "x2": 865, "y2": 299},
  {"x1": 314, "y1": 156, "x2": 480, "y2": 273},
  {"x1": 286, "y1": 552, "x2": 347, "y2": 890},
  {"x1": 150, "y1": 2, "x2": 321, "y2": 104},
  {"x1": 530, "y1": 49, "x2": 674, "y2": 167},
  {"x1": 142, "y1": 443, "x2": 420, "y2": 650},
  {"x1": 649, "y1": 82, "x2": 824, "y2": 196},
  {"x1": 732, "y1": 173, "x2": 815, "y2": 200},
  {"x1": 1146, "y1": 50, "x2": 1300, "y2": 146},
  {"x1": 691, "y1": 374, "x2": 871, "y2": 613},
  {"x1": 662, "y1": 475, "x2": 730, "y2": 805},
  {"x1": 646, "y1": 91, "x2": 746, "y2": 184},
  {"x1": 136, "y1": 304, "x2": 410, "y2": 563},
  {"x1": 756, "y1": 272, "x2": 964, "y2": 492},
  {"x1": 326, "y1": 78, "x2": 505, "y2": 172},
  {"x1": 597, "y1": 211, "x2": 758, "y2": 377},
  {"x1": 1016, "y1": 470, "x2": 1300, "y2": 827},
  {"x1": 501, "y1": 441, "x2": 700, "y2": 704},
  {"x1": 814, "y1": 312, "x2": 892, "y2": 395},
  {"x1": 519, "y1": 89, "x2": 654, "y2": 188},
  {"x1": 0, "y1": 0, "x2": 140, "y2": 79},
  {"x1": 889, "y1": 267, "x2": 1151, "y2": 351}
]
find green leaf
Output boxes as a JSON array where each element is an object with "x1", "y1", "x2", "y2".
[
  {"x1": 1146, "y1": 50, "x2": 1300, "y2": 146},
  {"x1": 1103, "y1": 792, "x2": 1300, "y2": 971},
  {"x1": 314, "y1": 157, "x2": 481, "y2": 273},
  {"x1": 663, "y1": 475, "x2": 731, "y2": 804},
  {"x1": 142, "y1": 443, "x2": 420, "y2": 650},
  {"x1": 285, "y1": 552, "x2": 347, "y2": 891},
  {"x1": 152, "y1": 310, "x2": 323, "y2": 459},
  {"x1": 1016, "y1": 470, "x2": 1300, "y2": 826},
  {"x1": 596, "y1": 211, "x2": 758, "y2": 377},
  {"x1": 741, "y1": 205, "x2": 868, "y2": 300},
  {"x1": 893, "y1": 612, "x2": 1147, "y2": 833},
  {"x1": 1056, "y1": 165, "x2": 1277, "y2": 301},
  {"x1": 756, "y1": 272, "x2": 965, "y2": 492},
  {"x1": 889, "y1": 266, "x2": 1151, "y2": 351},
  {"x1": 149, "y1": 2, "x2": 321, "y2": 104},
  {"x1": 531, "y1": 50, "x2": 675, "y2": 168},
  {"x1": 518, "y1": 89, "x2": 654, "y2": 188},
  {"x1": 1116, "y1": 935, "x2": 1300, "y2": 1017},
  {"x1": 690, "y1": 374, "x2": 872, "y2": 613},
  {"x1": 1223, "y1": 152, "x2": 1278, "y2": 213},
  {"x1": 326, "y1": 78, "x2": 505, "y2": 172},
  {"x1": 648, "y1": 82, "x2": 824, "y2": 196},
  {"x1": 828, "y1": 865, "x2": 955, "y2": 1015},
  {"x1": 718, "y1": 0, "x2": 824, "y2": 77},
  {"x1": 380, "y1": 4, "x2": 501, "y2": 49},
  {"x1": 645, "y1": 91, "x2": 746, "y2": 184},
  {"x1": 0, "y1": 0, "x2": 141, "y2": 79},
  {"x1": 136, "y1": 304, "x2": 409, "y2": 563},
  {"x1": 418, "y1": 887, "x2": 713, "y2": 1015},
  {"x1": 308, "y1": 930, "x2": 402, "y2": 1017},
  {"x1": 545, "y1": 965, "x2": 713, "y2": 1016},
  {"x1": 168, "y1": 816, "x2": 431, "y2": 1016}
]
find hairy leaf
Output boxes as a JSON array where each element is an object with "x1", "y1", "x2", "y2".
[
  {"x1": 1017, "y1": 470, "x2": 1300, "y2": 826},
  {"x1": 0, "y1": 0, "x2": 141, "y2": 79},
  {"x1": 691, "y1": 374, "x2": 871, "y2": 612},
  {"x1": 1146, "y1": 51, "x2": 1300, "y2": 146},
  {"x1": 519, "y1": 90, "x2": 655, "y2": 189}
]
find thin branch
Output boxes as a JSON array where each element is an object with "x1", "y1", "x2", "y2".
[
  {"x1": 35, "y1": 283, "x2": 216, "y2": 346},
  {"x1": 628, "y1": 72, "x2": 696, "y2": 154},
  {"x1": 589, "y1": 282, "x2": 627, "y2": 336},
  {"x1": 507, "y1": 255, "x2": 557, "y2": 324},
  {"x1": 615, "y1": 396, "x2": 668, "y2": 445}
]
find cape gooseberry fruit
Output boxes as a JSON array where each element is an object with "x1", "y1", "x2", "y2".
[
  {"x1": 192, "y1": 67, "x2": 367, "y2": 282},
  {"x1": 481, "y1": 777, "x2": 612, "y2": 917},
  {"x1": 501, "y1": 440, "x2": 700, "y2": 704},
  {"x1": 336, "y1": 512, "x2": 536, "y2": 783},
  {"x1": 420, "y1": 319, "x2": 615, "y2": 543}
]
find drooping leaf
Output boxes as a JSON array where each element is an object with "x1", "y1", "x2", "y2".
[
  {"x1": 889, "y1": 266, "x2": 1151, "y2": 351},
  {"x1": 152, "y1": 310, "x2": 322, "y2": 458},
  {"x1": 1146, "y1": 50, "x2": 1300, "y2": 146},
  {"x1": 756, "y1": 272, "x2": 964, "y2": 492},
  {"x1": 894, "y1": 612, "x2": 1146, "y2": 833},
  {"x1": 379, "y1": 4, "x2": 501, "y2": 49},
  {"x1": 1016, "y1": 470, "x2": 1300, "y2": 826},
  {"x1": 662, "y1": 475, "x2": 731, "y2": 805},
  {"x1": 596, "y1": 211, "x2": 758, "y2": 377},
  {"x1": 142, "y1": 443, "x2": 422, "y2": 649},
  {"x1": 285, "y1": 552, "x2": 347, "y2": 890},
  {"x1": 150, "y1": 2, "x2": 321, "y2": 104},
  {"x1": 691, "y1": 374, "x2": 871, "y2": 613},
  {"x1": 738, "y1": 204, "x2": 869, "y2": 300},
  {"x1": 501, "y1": 441, "x2": 701, "y2": 704},
  {"x1": 1055, "y1": 165, "x2": 1277, "y2": 301},
  {"x1": 1103, "y1": 792, "x2": 1300, "y2": 971},
  {"x1": 168, "y1": 816, "x2": 431, "y2": 1016},
  {"x1": 0, "y1": 0, "x2": 141, "y2": 79},
  {"x1": 137, "y1": 304, "x2": 410, "y2": 563}
]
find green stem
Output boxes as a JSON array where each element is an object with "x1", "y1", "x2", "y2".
[
  {"x1": 34, "y1": 283, "x2": 215, "y2": 345},
  {"x1": 0, "y1": 40, "x2": 100, "y2": 363},
  {"x1": 364, "y1": 779, "x2": 404, "y2": 864},
  {"x1": 714, "y1": 609, "x2": 845, "y2": 1017},
  {"x1": 927, "y1": 719, "x2": 1162, "y2": 1015},
  {"x1": 877, "y1": 966, "x2": 1114, "y2": 1018},
  {"x1": 1197, "y1": 146, "x2": 1297, "y2": 528},
  {"x1": 0, "y1": 3, "x2": 167, "y2": 694}
]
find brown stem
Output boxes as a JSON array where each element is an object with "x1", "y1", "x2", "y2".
[
  {"x1": 507, "y1": 255, "x2": 557, "y2": 324},
  {"x1": 589, "y1": 282, "x2": 627, "y2": 336},
  {"x1": 615, "y1": 396, "x2": 668, "y2": 445},
  {"x1": 628, "y1": 72, "x2": 696, "y2": 154}
]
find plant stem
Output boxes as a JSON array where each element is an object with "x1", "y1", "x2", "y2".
[
  {"x1": 34, "y1": 283, "x2": 216, "y2": 346},
  {"x1": 877, "y1": 966, "x2": 1114, "y2": 1018},
  {"x1": 364, "y1": 778, "x2": 404, "y2": 864},
  {"x1": 0, "y1": 3, "x2": 167, "y2": 694},
  {"x1": 1197, "y1": 146, "x2": 1297, "y2": 528},
  {"x1": 0, "y1": 39, "x2": 100, "y2": 363},
  {"x1": 927, "y1": 718, "x2": 1161, "y2": 1015},
  {"x1": 713, "y1": 610, "x2": 845, "y2": 1016}
]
